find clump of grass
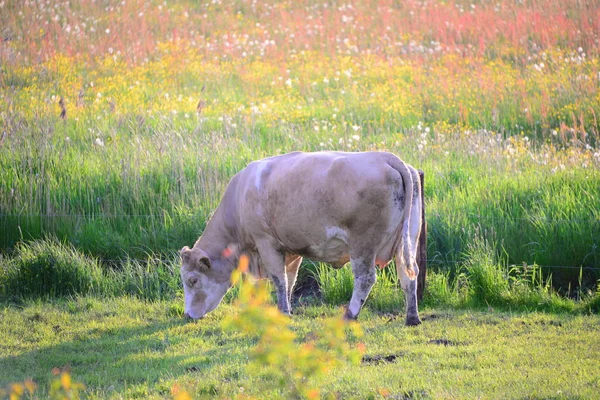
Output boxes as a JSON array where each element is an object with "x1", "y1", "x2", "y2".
[
  {"x1": 0, "y1": 238, "x2": 183, "y2": 301},
  {"x1": 422, "y1": 270, "x2": 464, "y2": 308},
  {"x1": 462, "y1": 235, "x2": 509, "y2": 307},
  {"x1": 0, "y1": 238, "x2": 106, "y2": 300},
  {"x1": 311, "y1": 262, "x2": 354, "y2": 305},
  {"x1": 583, "y1": 282, "x2": 600, "y2": 313},
  {"x1": 503, "y1": 263, "x2": 574, "y2": 313}
]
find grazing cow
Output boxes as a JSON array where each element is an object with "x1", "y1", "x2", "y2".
[{"x1": 180, "y1": 151, "x2": 423, "y2": 325}]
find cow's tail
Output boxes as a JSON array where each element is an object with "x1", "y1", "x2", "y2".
[{"x1": 387, "y1": 156, "x2": 421, "y2": 282}]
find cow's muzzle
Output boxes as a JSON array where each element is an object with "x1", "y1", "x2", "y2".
[{"x1": 183, "y1": 312, "x2": 203, "y2": 320}]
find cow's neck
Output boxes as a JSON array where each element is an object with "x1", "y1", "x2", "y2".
[
  {"x1": 195, "y1": 209, "x2": 230, "y2": 256},
  {"x1": 194, "y1": 175, "x2": 242, "y2": 272}
]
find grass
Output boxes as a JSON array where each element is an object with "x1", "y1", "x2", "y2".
[
  {"x1": 2, "y1": 236, "x2": 598, "y2": 312},
  {"x1": 311, "y1": 235, "x2": 600, "y2": 315},
  {"x1": 0, "y1": 238, "x2": 182, "y2": 302},
  {"x1": 1, "y1": 297, "x2": 599, "y2": 399}
]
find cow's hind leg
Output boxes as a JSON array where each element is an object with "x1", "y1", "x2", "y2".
[
  {"x1": 399, "y1": 166, "x2": 422, "y2": 326},
  {"x1": 285, "y1": 254, "x2": 302, "y2": 308},
  {"x1": 256, "y1": 241, "x2": 290, "y2": 315},
  {"x1": 344, "y1": 255, "x2": 377, "y2": 320},
  {"x1": 398, "y1": 258, "x2": 421, "y2": 326}
]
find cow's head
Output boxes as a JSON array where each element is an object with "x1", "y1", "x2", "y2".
[{"x1": 180, "y1": 246, "x2": 231, "y2": 319}]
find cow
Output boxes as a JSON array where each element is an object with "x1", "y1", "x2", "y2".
[{"x1": 180, "y1": 151, "x2": 423, "y2": 325}]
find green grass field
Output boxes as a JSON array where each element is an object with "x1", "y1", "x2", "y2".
[
  {"x1": 1, "y1": 297, "x2": 599, "y2": 399},
  {"x1": 1, "y1": 0, "x2": 599, "y2": 283}
]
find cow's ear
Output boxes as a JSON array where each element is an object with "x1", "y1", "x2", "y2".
[
  {"x1": 180, "y1": 246, "x2": 192, "y2": 263},
  {"x1": 198, "y1": 253, "x2": 211, "y2": 270},
  {"x1": 181, "y1": 247, "x2": 211, "y2": 271}
]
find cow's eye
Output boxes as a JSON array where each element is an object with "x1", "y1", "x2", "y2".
[{"x1": 189, "y1": 277, "x2": 199, "y2": 286}]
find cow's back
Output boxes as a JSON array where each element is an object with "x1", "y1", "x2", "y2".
[{"x1": 236, "y1": 152, "x2": 407, "y2": 263}]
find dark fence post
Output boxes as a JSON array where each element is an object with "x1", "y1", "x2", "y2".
[{"x1": 416, "y1": 170, "x2": 427, "y2": 302}]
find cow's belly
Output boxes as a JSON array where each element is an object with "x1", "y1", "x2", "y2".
[
  {"x1": 286, "y1": 225, "x2": 397, "y2": 269},
  {"x1": 284, "y1": 226, "x2": 352, "y2": 267},
  {"x1": 305, "y1": 236, "x2": 350, "y2": 267}
]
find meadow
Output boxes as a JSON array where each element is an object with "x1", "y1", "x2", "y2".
[
  {"x1": 1, "y1": 0, "x2": 600, "y2": 397},
  {"x1": 2, "y1": 296, "x2": 600, "y2": 399}
]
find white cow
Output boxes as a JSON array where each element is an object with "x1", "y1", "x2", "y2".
[{"x1": 180, "y1": 151, "x2": 423, "y2": 325}]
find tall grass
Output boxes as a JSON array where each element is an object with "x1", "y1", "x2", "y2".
[
  {"x1": 0, "y1": 239, "x2": 106, "y2": 300},
  {"x1": 420, "y1": 236, "x2": 585, "y2": 313},
  {"x1": 1, "y1": 237, "x2": 598, "y2": 313},
  {"x1": 462, "y1": 235, "x2": 509, "y2": 307},
  {"x1": 0, "y1": 238, "x2": 182, "y2": 301},
  {"x1": 310, "y1": 234, "x2": 600, "y2": 314}
]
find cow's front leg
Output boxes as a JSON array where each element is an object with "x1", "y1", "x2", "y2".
[
  {"x1": 256, "y1": 241, "x2": 290, "y2": 315},
  {"x1": 344, "y1": 256, "x2": 377, "y2": 320}
]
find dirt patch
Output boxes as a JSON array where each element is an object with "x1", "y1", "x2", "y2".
[
  {"x1": 291, "y1": 275, "x2": 321, "y2": 306},
  {"x1": 421, "y1": 313, "x2": 451, "y2": 321},
  {"x1": 383, "y1": 313, "x2": 451, "y2": 323},
  {"x1": 361, "y1": 352, "x2": 405, "y2": 365},
  {"x1": 427, "y1": 339, "x2": 460, "y2": 346}
]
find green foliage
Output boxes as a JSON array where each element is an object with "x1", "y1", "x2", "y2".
[
  {"x1": 2, "y1": 236, "x2": 598, "y2": 314},
  {"x1": 585, "y1": 283, "x2": 600, "y2": 313},
  {"x1": 309, "y1": 243, "x2": 600, "y2": 314},
  {"x1": 422, "y1": 270, "x2": 463, "y2": 308}
]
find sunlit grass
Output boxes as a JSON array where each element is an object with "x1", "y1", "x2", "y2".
[{"x1": 1, "y1": 297, "x2": 599, "y2": 399}]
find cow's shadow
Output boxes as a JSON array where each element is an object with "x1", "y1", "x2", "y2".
[{"x1": 0, "y1": 311, "x2": 247, "y2": 394}]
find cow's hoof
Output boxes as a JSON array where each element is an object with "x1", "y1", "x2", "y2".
[
  {"x1": 343, "y1": 309, "x2": 358, "y2": 321},
  {"x1": 405, "y1": 315, "x2": 422, "y2": 326}
]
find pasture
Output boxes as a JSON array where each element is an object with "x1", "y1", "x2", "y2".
[
  {"x1": 1, "y1": 0, "x2": 600, "y2": 397},
  {"x1": 1, "y1": 297, "x2": 600, "y2": 399}
]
